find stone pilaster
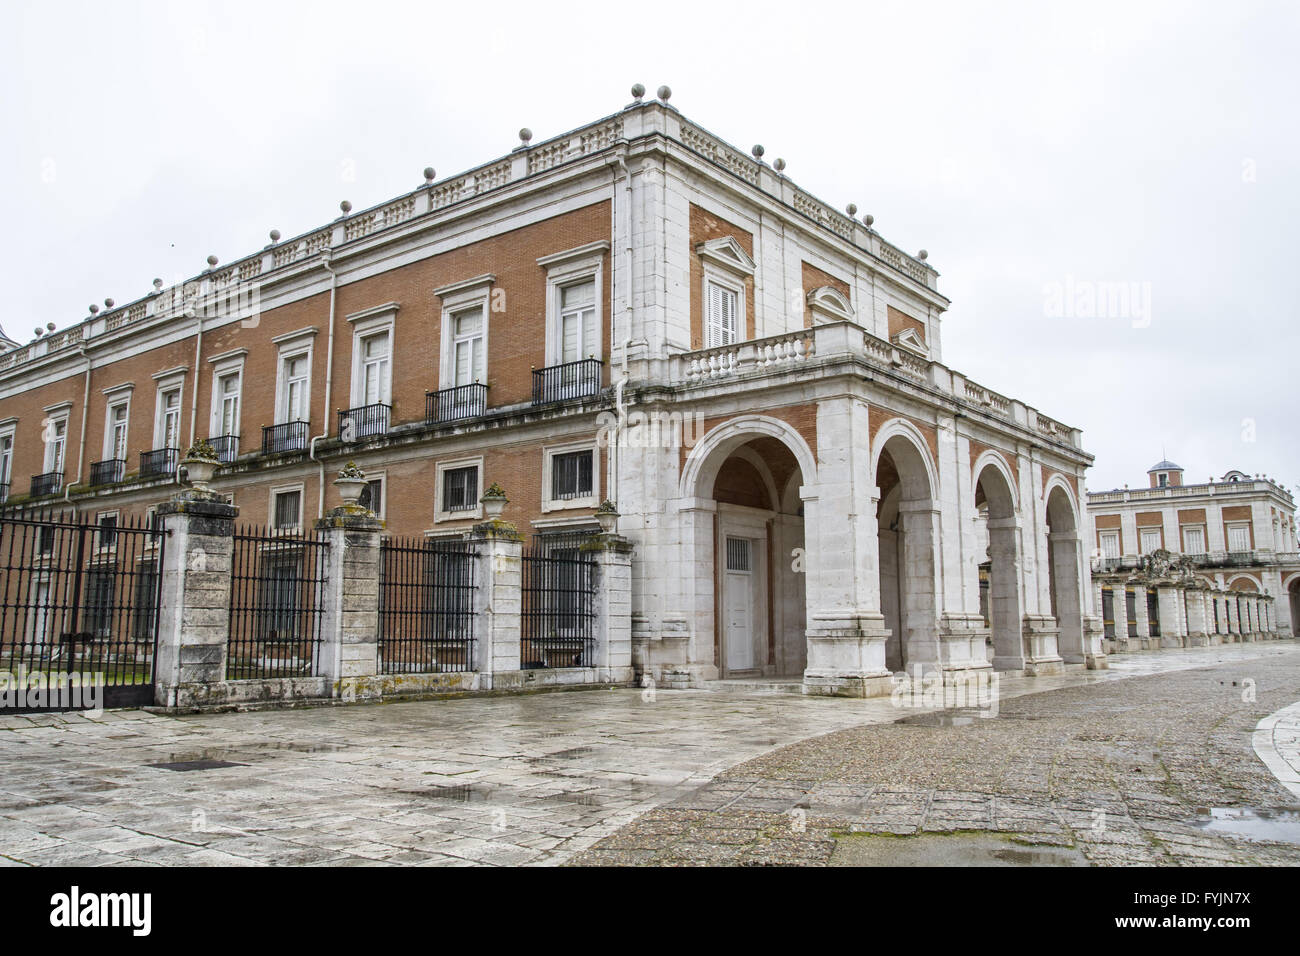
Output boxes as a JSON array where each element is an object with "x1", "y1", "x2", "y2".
[
  {"x1": 315, "y1": 508, "x2": 384, "y2": 700},
  {"x1": 471, "y1": 518, "x2": 523, "y2": 688},
  {"x1": 1112, "y1": 582, "x2": 1130, "y2": 653},
  {"x1": 1132, "y1": 584, "x2": 1152, "y2": 648},
  {"x1": 1185, "y1": 586, "x2": 1209, "y2": 646},
  {"x1": 155, "y1": 492, "x2": 238, "y2": 709},
  {"x1": 1156, "y1": 586, "x2": 1186, "y2": 648},
  {"x1": 584, "y1": 533, "x2": 636, "y2": 684}
]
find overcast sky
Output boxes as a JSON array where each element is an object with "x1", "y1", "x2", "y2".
[{"x1": 3, "y1": 0, "x2": 1296, "y2": 495}]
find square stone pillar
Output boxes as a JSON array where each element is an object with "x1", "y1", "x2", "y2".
[
  {"x1": 1112, "y1": 582, "x2": 1129, "y2": 653},
  {"x1": 1227, "y1": 593, "x2": 1241, "y2": 639},
  {"x1": 315, "y1": 508, "x2": 384, "y2": 700},
  {"x1": 471, "y1": 518, "x2": 523, "y2": 688},
  {"x1": 1185, "y1": 587, "x2": 1209, "y2": 646},
  {"x1": 1132, "y1": 584, "x2": 1151, "y2": 648},
  {"x1": 155, "y1": 492, "x2": 238, "y2": 709},
  {"x1": 1156, "y1": 586, "x2": 1186, "y2": 648},
  {"x1": 584, "y1": 532, "x2": 635, "y2": 684}
]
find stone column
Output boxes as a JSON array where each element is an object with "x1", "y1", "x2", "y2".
[
  {"x1": 585, "y1": 532, "x2": 635, "y2": 684},
  {"x1": 987, "y1": 516, "x2": 1028, "y2": 671},
  {"x1": 1157, "y1": 585, "x2": 1186, "y2": 648},
  {"x1": 1132, "y1": 584, "x2": 1151, "y2": 648},
  {"x1": 1112, "y1": 581, "x2": 1130, "y2": 653},
  {"x1": 315, "y1": 507, "x2": 383, "y2": 701},
  {"x1": 1226, "y1": 593, "x2": 1241, "y2": 639},
  {"x1": 471, "y1": 517, "x2": 523, "y2": 689},
  {"x1": 1185, "y1": 586, "x2": 1209, "y2": 646}
]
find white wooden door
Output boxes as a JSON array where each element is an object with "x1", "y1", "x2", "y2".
[{"x1": 724, "y1": 536, "x2": 754, "y2": 671}]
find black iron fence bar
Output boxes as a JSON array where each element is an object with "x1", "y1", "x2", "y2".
[
  {"x1": 531, "y1": 358, "x2": 602, "y2": 405},
  {"x1": 0, "y1": 513, "x2": 167, "y2": 704},
  {"x1": 205, "y1": 435, "x2": 239, "y2": 464},
  {"x1": 261, "y1": 421, "x2": 310, "y2": 455},
  {"x1": 227, "y1": 524, "x2": 329, "y2": 681},
  {"x1": 520, "y1": 533, "x2": 597, "y2": 669},
  {"x1": 377, "y1": 536, "x2": 477, "y2": 675},
  {"x1": 338, "y1": 403, "x2": 391, "y2": 441},
  {"x1": 425, "y1": 383, "x2": 487, "y2": 424},
  {"x1": 139, "y1": 448, "x2": 179, "y2": 479},
  {"x1": 0, "y1": 481, "x2": 10, "y2": 504},
  {"x1": 89, "y1": 459, "x2": 127, "y2": 487},
  {"x1": 30, "y1": 472, "x2": 63, "y2": 497}
]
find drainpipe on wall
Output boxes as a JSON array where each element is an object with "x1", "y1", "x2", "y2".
[
  {"x1": 311, "y1": 253, "x2": 339, "y2": 520},
  {"x1": 64, "y1": 344, "x2": 92, "y2": 515}
]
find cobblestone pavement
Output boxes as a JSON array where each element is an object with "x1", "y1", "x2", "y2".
[
  {"x1": 0, "y1": 643, "x2": 1296, "y2": 867},
  {"x1": 572, "y1": 644, "x2": 1300, "y2": 866}
]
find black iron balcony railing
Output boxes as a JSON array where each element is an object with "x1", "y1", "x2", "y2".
[
  {"x1": 205, "y1": 435, "x2": 239, "y2": 464},
  {"x1": 140, "y1": 447, "x2": 179, "y2": 479},
  {"x1": 31, "y1": 472, "x2": 63, "y2": 497},
  {"x1": 90, "y1": 458, "x2": 126, "y2": 486},
  {"x1": 338, "y1": 403, "x2": 391, "y2": 441},
  {"x1": 0, "y1": 481, "x2": 9, "y2": 504},
  {"x1": 532, "y1": 358, "x2": 602, "y2": 405},
  {"x1": 262, "y1": 421, "x2": 309, "y2": 455},
  {"x1": 426, "y1": 384, "x2": 488, "y2": 424}
]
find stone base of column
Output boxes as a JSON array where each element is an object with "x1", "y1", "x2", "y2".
[
  {"x1": 1113, "y1": 637, "x2": 1131, "y2": 654},
  {"x1": 802, "y1": 614, "x2": 892, "y2": 698},
  {"x1": 1160, "y1": 634, "x2": 1186, "y2": 649},
  {"x1": 1187, "y1": 630, "x2": 1210, "y2": 647},
  {"x1": 1083, "y1": 616, "x2": 1107, "y2": 669},
  {"x1": 1021, "y1": 615, "x2": 1065, "y2": 676},
  {"x1": 935, "y1": 614, "x2": 994, "y2": 673}
]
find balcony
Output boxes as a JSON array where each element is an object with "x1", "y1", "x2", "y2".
[
  {"x1": 532, "y1": 359, "x2": 602, "y2": 405},
  {"x1": 338, "y1": 403, "x2": 391, "y2": 441},
  {"x1": 31, "y1": 472, "x2": 63, "y2": 497},
  {"x1": 426, "y1": 384, "x2": 487, "y2": 424},
  {"x1": 262, "y1": 421, "x2": 309, "y2": 455},
  {"x1": 89, "y1": 458, "x2": 126, "y2": 486},
  {"x1": 0, "y1": 481, "x2": 8, "y2": 504},
  {"x1": 140, "y1": 447, "x2": 179, "y2": 479},
  {"x1": 205, "y1": 435, "x2": 239, "y2": 464}
]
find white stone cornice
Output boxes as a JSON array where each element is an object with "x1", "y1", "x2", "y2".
[
  {"x1": 433, "y1": 274, "x2": 496, "y2": 299},
  {"x1": 270, "y1": 326, "x2": 319, "y2": 346},
  {"x1": 101, "y1": 381, "x2": 135, "y2": 396},
  {"x1": 536, "y1": 241, "x2": 611, "y2": 269},
  {"x1": 207, "y1": 348, "x2": 249, "y2": 365},
  {"x1": 694, "y1": 236, "x2": 756, "y2": 276},
  {"x1": 151, "y1": 366, "x2": 189, "y2": 381},
  {"x1": 345, "y1": 302, "x2": 401, "y2": 324}
]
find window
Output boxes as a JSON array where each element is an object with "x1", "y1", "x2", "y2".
[
  {"x1": 107, "y1": 402, "x2": 129, "y2": 460},
  {"x1": 217, "y1": 372, "x2": 241, "y2": 436},
  {"x1": 261, "y1": 557, "x2": 301, "y2": 641},
  {"x1": 1182, "y1": 526, "x2": 1206, "y2": 555},
  {"x1": 1157, "y1": 473, "x2": 1168, "y2": 487},
  {"x1": 451, "y1": 309, "x2": 484, "y2": 387},
  {"x1": 38, "y1": 525, "x2": 55, "y2": 556},
  {"x1": 44, "y1": 416, "x2": 68, "y2": 474},
  {"x1": 133, "y1": 560, "x2": 161, "y2": 639},
  {"x1": 1227, "y1": 523, "x2": 1251, "y2": 553},
  {"x1": 559, "y1": 281, "x2": 597, "y2": 365},
  {"x1": 157, "y1": 388, "x2": 182, "y2": 450},
  {"x1": 706, "y1": 279, "x2": 740, "y2": 348},
  {"x1": 84, "y1": 570, "x2": 115, "y2": 639},
  {"x1": 551, "y1": 450, "x2": 593, "y2": 501},
  {"x1": 539, "y1": 242, "x2": 608, "y2": 368},
  {"x1": 281, "y1": 354, "x2": 310, "y2": 424},
  {"x1": 443, "y1": 466, "x2": 478, "y2": 512},
  {"x1": 273, "y1": 489, "x2": 303, "y2": 531},
  {"x1": 0, "y1": 427, "x2": 13, "y2": 499},
  {"x1": 1139, "y1": 528, "x2": 1162, "y2": 554},
  {"x1": 1100, "y1": 531, "x2": 1120, "y2": 559},
  {"x1": 436, "y1": 275, "x2": 493, "y2": 395},
  {"x1": 97, "y1": 513, "x2": 118, "y2": 550},
  {"x1": 358, "y1": 331, "x2": 391, "y2": 406},
  {"x1": 359, "y1": 477, "x2": 384, "y2": 517}
]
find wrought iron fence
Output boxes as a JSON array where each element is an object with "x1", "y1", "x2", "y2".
[
  {"x1": 531, "y1": 358, "x2": 602, "y2": 405},
  {"x1": 0, "y1": 511, "x2": 167, "y2": 709},
  {"x1": 339, "y1": 403, "x2": 391, "y2": 441},
  {"x1": 90, "y1": 458, "x2": 126, "y2": 486},
  {"x1": 521, "y1": 530, "x2": 597, "y2": 668},
  {"x1": 140, "y1": 448, "x2": 179, "y2": 479},
  {"x1": 378, "y1": 536, "x2": 477, "y2": 674},
  {"x1": 227, "y1": 524, "x2": 329, "y2": 680},
  {"x1": 262, "y1": 421, "x2": 310, "y2": 455},
  {"x1": 31, "y1": 472, "x2": 62, "y2": 497},
  {"x1": 206, "y1": 435, "x2": 239, "y2": 464},
  {"x1": 426, "y1": 383, "x2": 487, "y2": 424}
]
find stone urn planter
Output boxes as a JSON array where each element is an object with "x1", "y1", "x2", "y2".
[
  {"x1": 595, "y1": 499, "x2": 619, "y2": 533},
  {"x1": 180, "y1": 439, "x2": 222, "y2": 493},
  {"x1": 481, "y1": 482, "x2": 508, "y2": 519},
  {"x1": 334, "y1": 461, "x2": 369, "y2": 509}
]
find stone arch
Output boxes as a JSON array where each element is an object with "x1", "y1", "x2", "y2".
[
  {"x1": 871, "y1": 418, "x2": 939, "y2": 502},
  {"x1": 680, "y1": 414, "x2": 817, "y2": 500},
  {"x1": 974, "y1": 453, "x2": 1023, "y2": 670},
  {"x1": 1227, "y1": 574, "x2": 1261, "y2": 592},
  {"x1": 1046, "y1": 482, "x2": 1084, "y2": 663}
]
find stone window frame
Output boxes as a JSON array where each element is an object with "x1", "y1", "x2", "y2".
[
  {"x1": 1099, "y1": 529, "x2": 1120, "y2": 559},
  {"x1": 1225, "y1": 521, "x2": 1252, "y2": 553},
  {"x1": 537, "y1": 242, "x2": 609, "y2": 368},
  {"x1": 42, "y1": 401, "x2": 73, "y2": 475},
  {"x1": 1180, "y1": 523, "x2": 1207, "y2": 555},
  {"x1": 435, "y1": 275, "x2": 495, "y2": 391},
  {"x1": 0, "y1": 417, "x2": 18, "y2": 494},
  {"x1": 697, "y1": 236, "x2": 755, "y2": 348},
  {"x1": 270, "y1": 482, "x2": 306, "y2": 532},
  {"x1": 1138, "y1": 526, "x2": 1163, "y2": 555},
  {"x1": 271, "y1": 327, "x2": 318, "y2": 427},
  {"x1": 346, "y1": 303, "x2": 398, "y2": 410},
  {"x1": 150, "y1": 366, "x2": 188, "y2": 451},
  {"x1": 101, "y1": 383, "x2": 134, "y2": 463},
  {"x1": 207, "y1": 348, "x2": 248, "y2": 443},
  {"x1": 541, "y1": 440, "x2": 600, "y2": 514},
  {"x1": 359, "y1": 470, "x2": 387, "y2": 519},
  {"x1": 433, "y1": 455, "x2": 484, "y2": 524},
  {"x1": 95, "y1": 510, "x2": 120, "y2": 553}
]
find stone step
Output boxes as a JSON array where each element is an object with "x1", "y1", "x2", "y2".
[{"x1": 702, "y1": 679, "x2": 805, "y2": 696}]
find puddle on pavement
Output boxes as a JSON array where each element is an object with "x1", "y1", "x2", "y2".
[
  {"x1": 1194, "y1": 807, "x2": 1300, "y2": 844},
  {"x1": 895, "y1": 710, "x2": 990, "y2": 728},
  {"x1": 417, "y1": 783, "x2": 497, "y2": 803},
  {"x1": 830, "y1": 831, "x2": 1088, "y2": 867}
]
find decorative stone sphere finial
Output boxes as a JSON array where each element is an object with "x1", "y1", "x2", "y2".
[
  {"x1": 657, "y1": 85, "x2": 672, "y2": 101},
  {"x1": 339, "y1": 200, "x2": 352, "y2": 215},
  {"x1": 631, "y1": 83, "x2": 645, "y2": 100},
  {"x1": 773, "y1": 158, "x2": 786, "y2": 172},
  {"x1": 846, "y1": 203, "x2": 858, "y2": 216},
  {"x1": 423, "y1": 166, "x2": 436, "y2": 183},
  {"x1": 269, "y1": 229, "x2": 281, "y2": 242},
  {"x1": 518, "y1": 128, "x2": 532, "y2": 145},
  {"x1": 88, "y1": 304, "x2": 99, "y2": 314},
  {"x1": 863, "y1": 214, "x2": 874, "y2": 227},
  {"x1": 104, "y1": 298, "x2": 115, "y2": 308},
  {"x1": 751, "y1": 144, "x2": 764, "y2": 159},
  {"x1": 206, "y1": 254, "x2": 219, "y2": 268},
  {"x1": 34, "y1": 328, "x2": 43, "y2": 337},
  {"x1": 918, "y1": 249, "x2": 929, "y2": 261},
  {"x1": 152, "y1": 278, "x2": 163, "y2": 291},
  {"x1": 46, "y1": 322, "x2": 55, "y2": 332}
]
